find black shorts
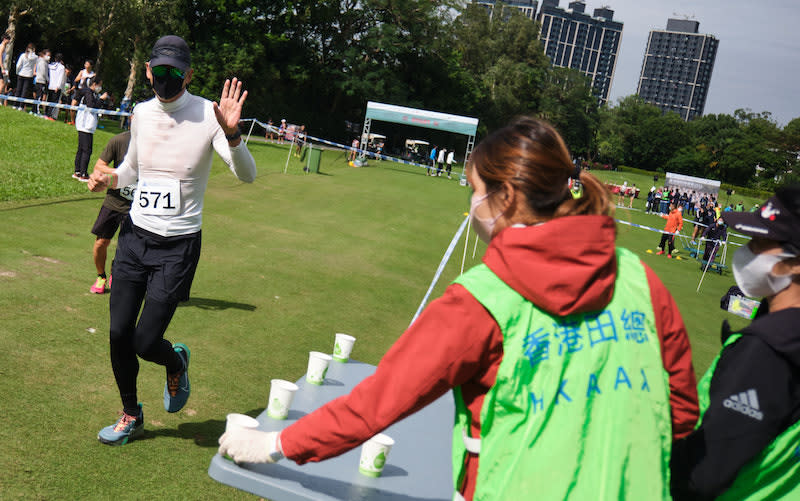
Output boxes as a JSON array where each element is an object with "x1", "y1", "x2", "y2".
[
  {"x1": 91, "y1": 205, "x2": 129, "y2": 239},
  {"x1": 112, "y1": 217, "x2": 202, "y2": 303}
]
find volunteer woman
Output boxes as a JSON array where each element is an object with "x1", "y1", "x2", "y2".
[
  {"x1": 671, "y1": 186, "x2": 800, "y2": 500},
  {"x1": 220, "y1": 118, "x2": 699, "y2": 500}
]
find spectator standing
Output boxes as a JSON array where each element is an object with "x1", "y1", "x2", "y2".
[
  {"x1": 436, "y1": 146, "x2": 446, "y2": 176},
  {"x1": 69, "y1": 59, "x2": 95, "y2": 124},
  {"x1": 445, "y1": 149, "x2": 455, "y2": 179},
  {"x1": 265, "y1": 118, "x2": 274, "y2": 142},
  {"x1": 294, "y1": 124, "x2": 306, "y2": 158},
  {"x1": 33, "y1": 48, "x2": 50, "y2": 114},
  {"x1": 349, "y1": 136, "x2": 359, "y2": 162},
  {"x1": 671, "y1": 186, "x2": 800, "y2": 500},
  {"x1": 46, "y1": 53, "x2": 66, "y2": 120},
  {"x1": 72, "y1": 77, "x2": 108, "y2": 181},
  {"x1": 735, "y1": 201, "x2": 745, "y2": 212},
  {"x1": 88, "y1": 129, "x2": 134, "y2": 293},
  {"x1": 646, "y1": 187, "x2": 655, "y2": 214},
  {"x1": 278, "y1": 118, "x2": 286, "y2": 144},
  {"x1": 628, "y1": 183, "x2": 636, "y2": 208},
  {"x1": 701, "y1": 217, "x2": 727, "y2": 263},
  {"x1": 14, "y1": 43, "x2": 37, "y2": 111},
  {"x1": 220, "y1": 118, "x2": 699, "y2": 500},
  {"x1": 656, "y1": 204, "x2": 683, "y2": 258},
  {"x1": 428, "y1": 145, "x2": 437, "y2": 176},
  {"x1": 617, "y1": 180, "x2": 628, "y2": 206},
  {"x1": 691, "y1": 201, "x2": 710, "y2": 244},
  {"x1": 0, "y1": 33, "x2": 11, "y2": 101}
]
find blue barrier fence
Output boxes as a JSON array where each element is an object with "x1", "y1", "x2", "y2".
[{"x1": 0, "y1": 93, "x2": 132, "y2": 117}]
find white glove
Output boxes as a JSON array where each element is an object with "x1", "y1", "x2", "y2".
[{"x1": 218, "y1": 429, "x2": 284, "y2": 464}]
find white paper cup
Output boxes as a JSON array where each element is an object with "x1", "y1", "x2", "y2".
[
  {"x1": 359, "y1": 433, "x2": 394, "y2": 477},
  {"x1": 306, "y1": 351, "x2": 332, "y2": 385},
  {"x1": 223, "y1": 413, "x2": 260, "y2": 461},
  {"x1": 225, "y1": 413, "x2": 260, "y2": 433},
  {"x1": 267, "y1": 379, "x2": 299, "y2": 420},
  {"x1": 333, "y1": 333, "x2": 356, "y2": 362}
]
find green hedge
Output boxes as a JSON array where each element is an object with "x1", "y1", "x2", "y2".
[{"x1": 719, "y1": 183, "x2": 772, "y2": 200}]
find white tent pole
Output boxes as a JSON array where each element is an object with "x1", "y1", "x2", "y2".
[
  {"x1": 245, "y1": 119, "x2": 256, "y2": 145},
  {"x1": 283, "y1": 134, "x2": 297, "y2": 174},
  {"x1": 410, "y1": 215, "x2": 471, "y2": 326},
  {"x1": 696, "y1": 241, "x2": 719, "y2": 293},
  {"x1": 460, "y1": 215, "x2": 472, "y2": 274}
]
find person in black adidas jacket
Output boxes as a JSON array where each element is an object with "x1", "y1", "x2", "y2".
[{"x1": 671, "y1": 185, "x2": 800, "y2": 500}]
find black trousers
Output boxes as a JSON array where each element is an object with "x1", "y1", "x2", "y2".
[
  {"x1": 659, "y1": 233, "x2": 675, "y2": 254},
  {"x1": 14, "y1": 76, "x2": 33, "y2": 109},
  {"x1": 74, "y1": 131, "x2": 93, "y2": 176},
  {"x1": 109, "y1": 279, "x2": 181, "y2": 414},
  {"x1": 108, "y1": 219, "x2": 200, "y2": 414}
]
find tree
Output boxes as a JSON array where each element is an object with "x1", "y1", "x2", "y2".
[
  {"x1": 538, "y1": 67, "x2": 597, "y2": 158},
  {"x1": 452, "y1": 2, "x2": 550, "y2": 131}
]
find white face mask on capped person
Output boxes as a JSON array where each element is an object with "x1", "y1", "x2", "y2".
[
  {"x1": 732, "y1": 245, "x2": 796, "y2": 298},
  {"x1": 470, "y1": 192, "x2": 503, "y2": 244}
]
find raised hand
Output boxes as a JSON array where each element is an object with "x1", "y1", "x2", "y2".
[{"x1": 213, "y1": 77, "x2": 248, "y2": 137}]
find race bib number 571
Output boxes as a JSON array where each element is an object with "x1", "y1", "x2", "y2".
[{"x1": 136, "y1": 178, "x2": 180, "y2": 216}]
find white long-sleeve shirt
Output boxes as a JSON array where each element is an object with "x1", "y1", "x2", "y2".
[
  {"x1": 47, "y1": 62, "x2": 66, "y2": 91},
  {"x1": 114, "y1": 91, "x2": 257, "y2": 237},
  {"x1": 15, "y1": 51, "x2": 36, "y2": 78}
]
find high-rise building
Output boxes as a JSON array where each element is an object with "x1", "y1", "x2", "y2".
[
  {"x1": 637, "y1": 19, "x2": 719, "y2": 121},
  {"x1": 475, "y1": 0, "x2": 539, "y2": 21},
  {"x1": 537, "y1": 1, "x2": 623, "y2": 104}
]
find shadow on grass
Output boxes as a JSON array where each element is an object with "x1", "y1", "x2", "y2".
[
  {"x1": 140, "y1": 418, "x2": 227, "y2": 447},
  {"x1": 180, "y1": 297, "x2": 257, "y2": 311},
  {"x1": 139, "y1": 408, "x2": 308, "y2": 447},
  {"x1": 0, "y1": 195, "x2": 100, "y2": 212}
]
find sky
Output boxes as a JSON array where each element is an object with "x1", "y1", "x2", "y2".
[{"x1": 602, "y1": 0, "x2": 800, "y2": 126}]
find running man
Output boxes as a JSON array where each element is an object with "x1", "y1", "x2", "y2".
[
  {"x1": 88, "y1": 35, "x2": 257, "y2": 445},
  {"x1": 88, "y1": 128, "x2": 135, "y2": 294}
]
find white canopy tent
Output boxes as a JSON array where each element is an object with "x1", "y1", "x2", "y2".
[{"x1": 360, "y1": 101, "x2": 479, "y2": 181}]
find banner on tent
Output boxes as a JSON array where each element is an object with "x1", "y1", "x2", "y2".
[
  {"x1": 365, "y1": 102, "x2": 479, "y2": 136},
  {"x1": 665, "y1": 172, "x2": 721, "y2": 196}
]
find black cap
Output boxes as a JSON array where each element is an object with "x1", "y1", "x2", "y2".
[
  {"x1": 150, "y1": 35, "x2": 191, "y2": 71},
  {"x1": 724, "y1": 185, "x2": 800, "y2": 252}
]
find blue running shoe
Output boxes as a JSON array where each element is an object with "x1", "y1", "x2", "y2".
[
  {"x1": 164, "y1": 343, "x2": 190, "y2": 413},
  {"x1": 98, "y1": 404, "x2": 144, "y2": 445}
]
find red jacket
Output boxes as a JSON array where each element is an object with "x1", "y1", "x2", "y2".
[
  {"x1": 281, "y1": 215, "x2": 699, "y2": 499},
  {"x1": 662, "y1": 209, "x2": 684, "y2": 234}
]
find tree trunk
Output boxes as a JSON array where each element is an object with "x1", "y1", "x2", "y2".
[
  {"x1": 123, "y1": 38, "x2": 140, "y2": 101},
  {"x1": 4, "y1": 6, "x2": 20, "y2": 73}
]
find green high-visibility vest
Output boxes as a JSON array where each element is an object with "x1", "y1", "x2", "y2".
[
  {"x1": 452, "y1": 248, "x2": 672, "y2": 500},
  {"x1": 696, "y1": 334, "x2": 800, "y2": 500}
]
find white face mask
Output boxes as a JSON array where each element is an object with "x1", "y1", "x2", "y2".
[
  {"x1": 732, "y1": 245, "x2": 796, "y2": 298},
  {"x1": 470, "y1": 192, "x2": 503, "y2": 243}
]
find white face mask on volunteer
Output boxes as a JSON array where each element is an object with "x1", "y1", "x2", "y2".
[
  {"x1": 470, "y1": 192, "x2": 503, "y2": 243},
  {"x1": 732, "y1": 245, "x2": 796, "y2": 298}
]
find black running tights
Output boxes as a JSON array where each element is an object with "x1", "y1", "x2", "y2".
[{"x1": 109, "y1": 278, "x2": 182, "y2": 415}]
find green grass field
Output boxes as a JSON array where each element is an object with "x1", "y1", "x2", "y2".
[{"x1": 0, "y1": 106, "x2": 762, "y2": 499}]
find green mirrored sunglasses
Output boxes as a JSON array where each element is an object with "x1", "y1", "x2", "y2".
[{"x1": 151, "y1": 65, "x2": 185, "y2": 79}]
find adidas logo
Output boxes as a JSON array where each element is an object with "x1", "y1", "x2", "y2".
[{"x1": 723, "y1": 389, "x2": 764, "y2": 421}]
